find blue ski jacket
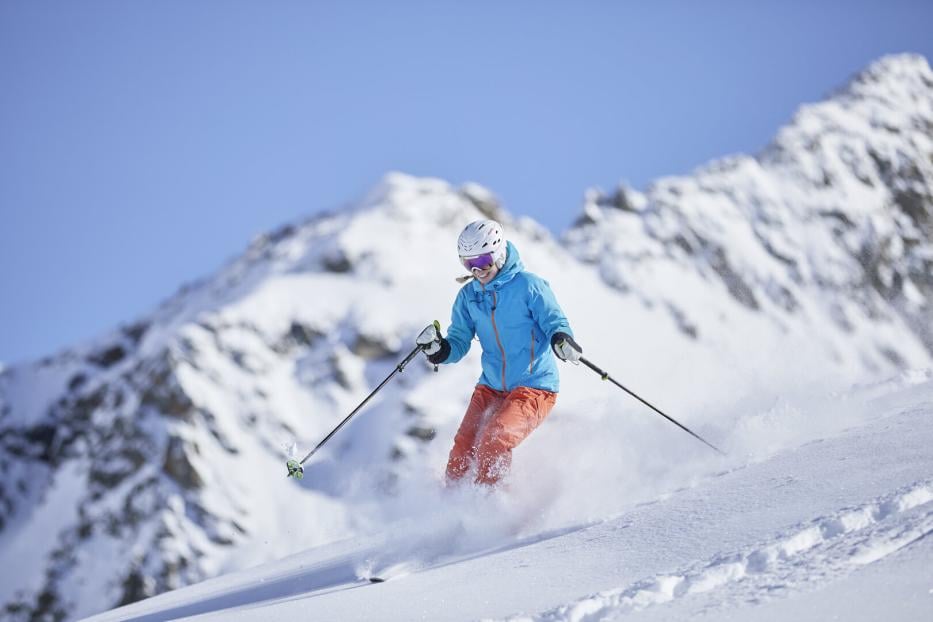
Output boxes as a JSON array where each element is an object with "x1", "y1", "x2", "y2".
[{"x1": 442, "y1": 241, "x2": 573, "y2": 393}]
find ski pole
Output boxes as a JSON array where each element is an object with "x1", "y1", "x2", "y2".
[
  {"x1": 579, "y1": 356, "x2": 726, "y2": 456},
  {"x1": 286, "y1": 323, "x2": 439, "y2": 479}
]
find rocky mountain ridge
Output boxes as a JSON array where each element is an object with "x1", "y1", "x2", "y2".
[{"x1": 567, "y1": 53, "x2": 932, "y2": 375}]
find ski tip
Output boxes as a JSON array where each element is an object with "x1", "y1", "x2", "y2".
[{"x1": 368, "y1": 577, "x2": 386, "y2": 583}]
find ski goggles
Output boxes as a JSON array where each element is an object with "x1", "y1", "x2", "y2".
[{"x1": 461, "y1": 252, "x2": 496, "y2": 271}]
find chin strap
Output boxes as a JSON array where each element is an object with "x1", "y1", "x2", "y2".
[{"x1": 455, "y1": 274, "x2": 475, "y2": 284}]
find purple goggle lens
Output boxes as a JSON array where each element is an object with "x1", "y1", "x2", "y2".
[{"x1": 462, "y1": 253, "x2": 495, "y2": 271}]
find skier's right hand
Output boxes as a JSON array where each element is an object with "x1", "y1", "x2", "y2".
[{"x1": 416, "y1": 322, "x2": 450, "y2": 364}]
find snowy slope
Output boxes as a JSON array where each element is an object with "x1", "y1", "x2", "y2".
[
  {"x1": 2, "y1": 53, "x2": 932, "y2": 622},
  {"x1": 79, "y1": 373, "x2": 933, "y2": 621}
]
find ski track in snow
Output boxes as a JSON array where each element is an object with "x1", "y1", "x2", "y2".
[{"x1": 502, "y1": 481, "x2": 933, "y2": 622}]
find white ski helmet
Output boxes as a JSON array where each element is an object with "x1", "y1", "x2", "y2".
[{"x1": 457, "y1": 219, "x2": 507, "y2": 269}]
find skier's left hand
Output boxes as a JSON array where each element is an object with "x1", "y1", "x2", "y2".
[{"x1": 551, "y1": 332, "x2": 583, "y2": 363}]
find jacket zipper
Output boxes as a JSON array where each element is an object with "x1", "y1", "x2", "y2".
[
  {"x1": 490, "y1": 290, "x2": 507, "y2": 391},
  {"x1": 529, "y1": 329, "x2": 535, "y2": 373}
]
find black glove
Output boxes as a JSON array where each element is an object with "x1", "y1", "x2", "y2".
[
  {"x1": 551, "y1": 332, "x2": 582, "y2": 363},
  {"x1": 416, "y1": 323, "x2": 451, "y2": 365}
]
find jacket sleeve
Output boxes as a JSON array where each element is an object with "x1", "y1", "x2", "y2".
[
  {"x1": 528, "y1": 276, "x2": 573, "y2": 342},
  {"x1": 443, "y1": 286, "x2": 476, "y2": 364}
]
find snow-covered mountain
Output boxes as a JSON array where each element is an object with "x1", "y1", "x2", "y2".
[
  {"x1": 1, "y1": 53, "x2": 931, "y2": 622},
  {"x1": 567, "y1": 54, "x2": 933, "y2": 385}
]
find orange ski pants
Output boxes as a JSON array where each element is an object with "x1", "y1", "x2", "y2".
[{"x1": 446, "y1": 384, "x2": 557, "y2": 486}]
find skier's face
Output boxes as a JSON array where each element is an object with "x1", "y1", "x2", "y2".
[
  {"x1": 474, "y1": 263, "x2": 499, "y2": 285},
  {"x1": 460, "y1": 251, "x2": 500, "y2": 285}
]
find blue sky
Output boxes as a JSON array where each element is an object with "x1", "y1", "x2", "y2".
[{"x1": 1, "y1": 1, "x2": 932, "y2": 364}]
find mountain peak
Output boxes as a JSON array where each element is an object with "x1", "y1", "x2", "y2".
[
  {"x1": 760, "y1": 52, "x2": 932, "y2": 177},
  {"x1": 845, "y1": 52, "x2": 932, "y2": 96},
  {"x1": 360, "y1": 172, "x2": 454, "y2": 210},
  {"x1": 358, "y1": 171, "x2": 504, "y2": 224},
  {"x1": 566, "y1": 53, "x2": 933, "y2": 372},
  {"x1": 815, "y1": 53, "x2": 933, "y2": 122}
]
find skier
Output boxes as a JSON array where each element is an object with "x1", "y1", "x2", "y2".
[{"x1": 416, "y1": 219, "x2": 583, "y2": 487}]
